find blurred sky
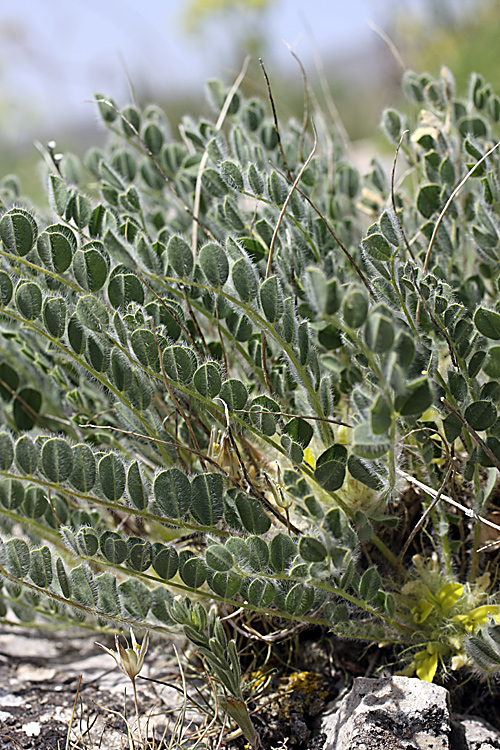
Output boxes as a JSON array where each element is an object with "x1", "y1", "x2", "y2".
[
  {"x1": 0, "y1": 0, "x2": 435, "y2": 143},
  {"x1": 0, "y1": 0, "x2": 426, "y2": 137}
]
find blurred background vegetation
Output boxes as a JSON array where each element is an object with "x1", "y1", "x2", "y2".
[{"x1": 0, "y1": 0, "x2": 497, "y2": 204}]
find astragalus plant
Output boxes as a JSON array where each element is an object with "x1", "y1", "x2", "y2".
[{"x1": 3, "y1": 64, "x2": 500, "y2": 742}]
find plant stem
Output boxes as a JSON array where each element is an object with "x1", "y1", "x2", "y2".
[{"x1": 131, "y1": 677, "x2": 145, "y2": 750}]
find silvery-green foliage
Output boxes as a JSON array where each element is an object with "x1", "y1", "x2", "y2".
[{"x1": 1, "y1": 67, "x2": 500, "y2": 694}]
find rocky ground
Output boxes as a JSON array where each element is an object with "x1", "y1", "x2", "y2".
[
  {"x1": 0, "y1": 626, "x2": 188, "y2": 750},
  {"x1": 2, "y1": 625, "x2": 500, "y2": 750}
]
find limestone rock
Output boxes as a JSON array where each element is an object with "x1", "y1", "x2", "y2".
[
  {"x1": 321, "y1": 676, "x2": 451, "y2": 750},
  {"x1": 320, "y1": 676, "x2": 500, "y2": 750},
  {"x1": 451, "y1": 715, "x2": 500, "y2": 750}
]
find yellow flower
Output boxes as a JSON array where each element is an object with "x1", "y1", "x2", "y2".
[
  {"x1": 414, "y1": 643, "x2": 440, "y2": 682},
  {"x1": 412, "y1": 599, "x2": 434, "y2": 624},
  {"x1": 434, "y1": 582, "x2": 464, "y2": 611},
  {"x1": 453, "y1": 605, "x2": 500, "y2": 632},
  {"x1": 96, "y1": 629, "x2": 149, "y2": 682}
]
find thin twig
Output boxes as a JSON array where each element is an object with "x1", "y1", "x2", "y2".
[
  {"x1": 230, "y1": 614, "x2": 308, "y2": 643},
  {"x1": 441, "y1": 396, "x2": 500, "y2": 473},
  {"x1": 92, "y1": 97, "x2": 216, "y2": 241},
  {"x1": 219, "y1": 398, "x2": 255, "y2": 490},
  {"x1": 398, "y1": 468, "x2": 500, "y2": 536},
  {"x1": 367, "y1": 20, "x2": 406, "y2": 73},
  {"x1": 266, "y1": 124, "x2": 317, "y2": 278},
  {"x1": 423, "y1": 140, "x2": 500, "y2": 274},
  {"x1": 215, "y1": 399, "x2": 301, "y2": 535},
  {"x1": 259, "y1": 58, "x2": 293, "y2": 181},
  {"x1": 261, "y1": 121, "x2": 318, "y2": 399},
  {"x1": 0, "y1": 737, "x2": 24, "y2": 750},
  {"x1": 416, "y1": 142, "x2": 500, "y2": 324},
  {"x1": 478, "y1": 539, "x2": 500, "y2": 553},
  {"x1": 285, "y1": 43, "x2": 310, "y2": 163},
  {"x1": 0, "y1": 376, "x2": 48, "y2": 428},
  {"x1": 305, "y1": 84, "x2": 335, "y2": 191},
  {"x1": 390, "y1": 129, "x2": 415, "y2": 261},
  {"x1": 84, "y1": 421, "x2": 302, "y2": 535},
  {"x1": 136, "y1": 271, "x2": 205, "y2": 358},
  {"x1": 399, "y1": 465, "x2": 453, "y2": 564},
  {"x1": 277, "y1": 169, "x2": 376, "y2": 299},
  {"x1": 65, "y1": 675, "x2": 83, "y2": 750},
  {"x1": 119, "y1": 51, "x2": 139, "y2": 108},
  {"x1": 131, "y1": 676, "x2": 145, "y2": 749},
  {"x1": 182, "y1": 284, "x2": 211, "y2": 357},
  {"x1": 260, "y1": 329, "x2": 273, "y2": 395},
  {"x1": 236, "y1": 408, "x2": 352, "y2": 427}
]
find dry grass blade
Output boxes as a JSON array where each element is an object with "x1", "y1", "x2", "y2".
[
  {"x1": 266, "y1": 123, "x2": 317, "y2": 279},
  {"x1": 415, "y1": 140, "x2": 500, "y2": 325},
  {"x1": 0, "y1": 736, "x2": 25, "y2": 750},
  {"x1": 423, "y1": 140, "x2": 500, "y2": 274},
  {"x1": 284, "y1": 43, "x2": 310, "y2": 163},
  {"x1": 191, "y1": 56, "x2": 250, "y2": 256},
  {"x1": 65, "y1": 675, "x2": 83, "y2": 750},
  {"x1": 90, "y1": 98, "x2": 215, "y2": 242},
  {"x1": 398, "y1": 468, "x2": 500, "y2": 536},
  {"x1": 302, "y1": 18, "x2": 351, "y2": 155},
  {"x1": 441, "y1": 396, "x2": 500, "y2": 473},
  {"x1": 390, "y1": 129, "x2": 415, "y2": 262},
  {"x1": 367, "y1": 19, "x2": 406, "y2": 73},
  {"x1": 259, "y1": 58, "x2": 293, "y2": 181}
]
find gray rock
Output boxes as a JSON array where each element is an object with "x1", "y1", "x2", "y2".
[
  {"x1": 320, "y1": 676, "x2": 500, "y2": 750},
  {"x1": 321, "y1": 676, "x2": 451, "y2": 749},
  {"x1": 451, "y1": 715, "x2": 500, "y2": 750}
]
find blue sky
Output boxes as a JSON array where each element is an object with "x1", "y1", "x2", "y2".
[{"x1": 0, "y1": 0, "x2": 430, "y2": 140}]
